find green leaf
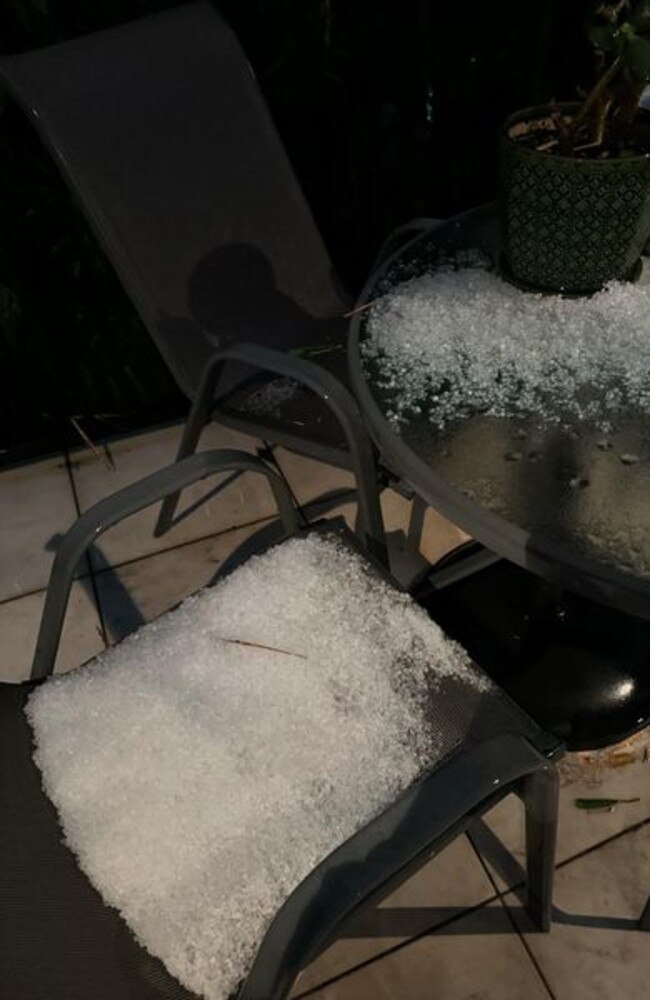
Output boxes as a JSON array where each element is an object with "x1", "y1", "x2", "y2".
[
  {"x1": 625, "y1": 33, "x2": 650, "y2": 77},
  {"x1": 587, "y1": 22, "x2": 619, "y2": 51}
]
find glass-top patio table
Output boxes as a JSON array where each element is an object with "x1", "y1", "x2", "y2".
[{"x1": 348, "y1": 205, "x2": 650, "y2": 621}]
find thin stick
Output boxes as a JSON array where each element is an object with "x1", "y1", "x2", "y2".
[
  {"x1": 216, "y1": 637, "x2": 307, "y2": 660},
  {"x1": 70, "y1": 416, "x2": 115, "y2": 471},
  {"x1": 569, "y1": 52, "x2": 623, "y2": 145},
  {"x1": 343, "y1": 297, "x2": 383, "y2": 319}
]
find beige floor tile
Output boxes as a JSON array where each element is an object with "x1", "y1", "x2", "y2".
[
  {"x1": 94, "y1": 520, "x2": 275, "y2": 643},
  {"x1": 293, "y1": 835, "x2": 495, "y2": 995},
  {"x1": 301, "y1": 897, "x2": 550, "y2": 999},
  {"x1": 0, "y1": 581, "x2": 104, "y2": 682},
  {"x1": 69, "y1": 422, "x2": 276, "y2": 568},
  {"x1": 474, "y1": 756, "x2": 650, "y2": 892},
  {"x1": 506, "y1": 823, "x2": 650, "y2": 1000},
  {"x1": 273, "y1": 447, "x2": 355, "y2": 505},
  {"x1": 316, "y1": 487, "x2": 410, "y2": 533},
  {"x1": 0, "y1": 454, "x2": 77, "y2": 601},
  {"x1": 419, "y1": 506, "x2": 469, "y2": 566},
  {"x1": 272, "y1": 449, "x2": 467, "y2": 568},
  {"x1": 320, "y1": 488, "x2": 466, "y2": 572},
  {"x1": 378, "y1": 488, "x2": 412, "y2": 534}
]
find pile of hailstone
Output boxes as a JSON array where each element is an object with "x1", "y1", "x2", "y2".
[
  {"x1": 363, "y1": 266, "x2": 650, "y2": 430},
  {"x1": 26, "y1": 534, "x2": 486, "y2": 1000}
]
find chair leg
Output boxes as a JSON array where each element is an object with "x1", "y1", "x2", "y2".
[
  {"x1": 154, "y1": 391, "x2": 212, "y2": 537},
  {"x1": 639, "y1": 896, "x2": 650, "y2": 931},
  {"x1": 523, "y1": 765, "x2": 559, "y2": 932}
]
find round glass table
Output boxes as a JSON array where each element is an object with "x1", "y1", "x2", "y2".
[{"x1": 348, "y1": 205, "x2": 650, "y2": 621}]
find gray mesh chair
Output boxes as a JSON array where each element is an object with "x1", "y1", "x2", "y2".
[
  {"x1": 0, "y1": 0, "x2": 386, "y2": 543},
  {"x1": 2, "y1": 450, "x2": 562, "y2": 999},
  {"x1": 1, "y1": 429, "x2": 562, "y2": 998}
]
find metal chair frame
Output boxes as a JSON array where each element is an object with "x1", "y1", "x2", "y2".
[{"x1": 22, "y1": 445, "x2": 562, "y2": 997}]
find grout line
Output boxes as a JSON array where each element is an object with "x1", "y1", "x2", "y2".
[
  {"x1": 467, "y1": 828, "x2": 558, "y2": 999},
  {"x1": 0, "y1": 517, "x2": 280, "y2": 612},
  {"x1": 555, "y1": 813, "x2": 650, "y2": 874},
  {"x1": 468, "y1": 808, "x2": 650, "y2": 998},
  {"x1": 0, "y1": 583, "x2": 53, "y2": 607},
  {"x1": 259, "y1": 441, "x2": 310, "y2": 528},
  {"x1": 499, "y1": 896, "x2": 558, "y2": 1000},
  {"x1": 63, "y1": 449, "x2": 109, "y2": 647},
  {"x1": 0, "y1": 515, "x2": 280, "y2": 610},
  {"x1": 477, "y1": 812, "x2": 650, "y2": 903},
  {"x1": 293, "y1": 887, "x2": 501, "y2": 998},
  {"x1": 467, "y1": 823, "x2": 505, "y2": 895},
  {"x1": 63, "y1": 446, "x2": 82, "y2": 518},
  {"x1": 90, "y1": 513, "x2": 277, "y2": 578},
  {"x1": 0, "y1": 493, "x2": 349, "y2": 609},
  {"x1": 0, "y1": 485, "x2": 358, "y2": 610}
]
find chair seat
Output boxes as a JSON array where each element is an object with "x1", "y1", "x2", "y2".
[
  {"x1": 216, "y1": 333, "x2": 351, "y2": 463},
  {"x1": 415, "y1": 545, "x2": 650, "y2": 751},
  {"x1": 0, "y1": 680, "x2": 198, "y2": 1000},
  {"x1": 2, "y1": 524, "x2": 544, "y2": 1000}
]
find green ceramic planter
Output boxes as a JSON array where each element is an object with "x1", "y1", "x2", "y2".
[{"x1": 499, "y1": 103, "x2": 650, "y2": 294}]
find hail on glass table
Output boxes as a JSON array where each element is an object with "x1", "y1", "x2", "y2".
[{"x1": 348, "y1": 205, "x2": 650, "y2": 621}]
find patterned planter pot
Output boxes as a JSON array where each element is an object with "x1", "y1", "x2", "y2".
[{"x1": 500, "y1": 103, "x2": 650, "y2": 294}]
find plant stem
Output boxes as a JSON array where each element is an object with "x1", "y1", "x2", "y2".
[{"x1": 568, "y1": 52, "x2": 624, "y2": 147}]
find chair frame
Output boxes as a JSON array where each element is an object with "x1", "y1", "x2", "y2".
[
  {"x1": 27, "y1": 441, "x2": 562, "y2": 997},
  {"x1": 153, "y1": 340, "x2": 386, "y2": 558}
]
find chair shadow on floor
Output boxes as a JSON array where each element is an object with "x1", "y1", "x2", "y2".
[
  {"x1": 45, "y1": 484, "x2": 358, "y2": 644},
  {"x1": 341, "y1": 815, "x2": 639, "y2": 943}
]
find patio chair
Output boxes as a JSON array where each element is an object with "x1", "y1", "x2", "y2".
[
  {"x1": 0, "y1": 1, "x2": 397, "y2": 546},
  {"x1": 1, "y1": 439, "x2": 562, "y2": 999},
  {"x1": 414, "y1": 540, "x2": 650, "y2": 927}
]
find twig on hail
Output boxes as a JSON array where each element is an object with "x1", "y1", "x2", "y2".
[
  {"x1": 216, "y1": 637, "x2": 307, "y2": 660},
  {"x1": 343, "y1": 296, "x2": 384, "y2": 319}
]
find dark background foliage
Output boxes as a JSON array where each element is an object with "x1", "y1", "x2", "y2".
[{"x1": 0, "y1": 0, "x2": 594, "y2": 461}]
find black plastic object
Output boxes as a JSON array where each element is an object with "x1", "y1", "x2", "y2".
[
  {"x1": 416, "y1": 541, "x2": 650, "y2": 751},
  {"x1": 0, "y1": 2, "x2": 351, "y2": 464},
  {"x1": 348, "y1": 205, "x2": 650, "y2": 621}
]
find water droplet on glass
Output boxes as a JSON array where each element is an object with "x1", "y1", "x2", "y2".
[{"x1": 619, "y1": 453, "x2": 640, "y2": 465}]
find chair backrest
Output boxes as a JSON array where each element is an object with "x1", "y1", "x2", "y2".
[{"x1": 0, "y1": 2, "x2": 347, "y2": 397}]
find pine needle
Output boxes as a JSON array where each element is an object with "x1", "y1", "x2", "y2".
[
  {"x1": 216, "y1": 637, "x2": 307, "y2": 660},
  {"x1": 343, "y1": 297, "x2": 383, "y2": 319}
]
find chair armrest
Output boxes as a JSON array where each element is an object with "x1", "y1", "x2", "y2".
[
  {"x1": 371, "y1": 217, "x2": 444, "y2": 272},
  {"x1": 184, "y1": 341, "x2": 386, "y2": 560},
  {"x1": 241, "y1": 731, "x2": 556, "y2": 999},
  {"x1": 31, "y1": 450, "x2": 300, "y2": 681}
]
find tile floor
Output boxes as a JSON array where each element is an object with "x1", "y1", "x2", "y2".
[{"x1": 1, "y1": 419, "x2": 649, "y2": 998}]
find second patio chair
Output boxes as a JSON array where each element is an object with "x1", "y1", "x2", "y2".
[{"x1": 0, "y1": 0, "x2": 388, "y2": 546}]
